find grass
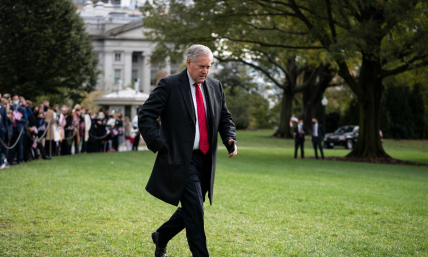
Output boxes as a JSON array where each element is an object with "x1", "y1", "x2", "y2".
[
  {"x1": 0, "y1": 130, "x2": 427, "y2": 256},
  {"x1": 235, "y1": 129, "x2": 428, "y2": 164}
]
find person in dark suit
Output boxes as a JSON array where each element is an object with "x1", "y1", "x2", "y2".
[
  {"x1": 311, "y1": 118, "x2": 325, "y2": 160},
  {"x1": 293, "y1": 119, "x2": 305, "y2": 159},
  {"x1": 7, "y1": 95, "x2": 27, "y2": 165},
  {"x1": 0, "y1": 100, "x2": 8, "y2": 169},
  {"x1": 139, "y1": 44, "x2": 237, "y2": 257}
]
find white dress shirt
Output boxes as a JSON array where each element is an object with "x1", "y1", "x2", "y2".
[
  {"x1": 187, "y1": 71, "x2": 208, "y2": 150},
  {"x1": 313, "y1": 123, "x2": 318, "y2": 137},
  {"x1": 132, "y1": 115, "x2": 138, "y2": 128}
]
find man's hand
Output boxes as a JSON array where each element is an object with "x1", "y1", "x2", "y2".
[{"x1": 228, "y1": 139, "x2": 237, "y2": 158}]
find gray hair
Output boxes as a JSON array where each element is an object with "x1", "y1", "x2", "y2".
[{"x1": 187, "y1": 44, "x2": 213, "y2": 62}]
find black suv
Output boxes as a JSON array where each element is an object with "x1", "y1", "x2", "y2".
[{"x1": 324, "y1": 126, "x2": 383, "y2": 149}]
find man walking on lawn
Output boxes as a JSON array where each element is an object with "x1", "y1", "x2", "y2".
[{"x1": 138, "y1": 44, "x2": 237, "y2": 257}]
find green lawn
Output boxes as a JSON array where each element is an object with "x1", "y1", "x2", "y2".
[
  {"x1": 235, "y1": 129, "x2": 428, "y2": 164},
  {"x1": 1, "y1": 131, "x2": 427, "y2": 256}
]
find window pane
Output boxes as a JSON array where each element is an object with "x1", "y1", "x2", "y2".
[
  {"x1": 132, "y1": 70, "x2": 138, "y2": 81},
  {"x1": 115, "y1": 53, "x2": 121, "y2": 62},
  {"x1": 114, "y1": 69, "x2": 121, "y2": 84}
]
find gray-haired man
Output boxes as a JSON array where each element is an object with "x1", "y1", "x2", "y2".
[{"x1": 139, "y1": 44, "x2": 237, "y2": 256}]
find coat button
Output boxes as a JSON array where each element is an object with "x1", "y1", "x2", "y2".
[{"x1": 181, "y1": 162, "x2": 185, "y2": 165}]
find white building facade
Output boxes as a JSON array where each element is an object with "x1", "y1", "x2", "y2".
[{"x1": 78, "y1": 1, "x2": 180, "y2": 95}]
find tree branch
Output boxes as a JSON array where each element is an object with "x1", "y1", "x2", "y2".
[
  {"x1": 217, "y1": 56, "x2": 284, "y2": 89},
  {"x1": 294, "y1": 66, "x2": 321, "y2": 93},
  {"x1": 325, "y1": 0, "x2": 337, "y2": 43},
  {"x1": 337, "y1": 60, "x2": 363, "y2": 98},
  {"x1": 380, "y1": 59, "x2": 428, "y2": 78},
  {"x1": 220, "y1": 36, "x2": 323, "y2": 50},
  {"x1": 245, "y1": 22, "x2": 309, "y2": 35}
]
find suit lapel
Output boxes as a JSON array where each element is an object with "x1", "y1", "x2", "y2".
[
  {"x1": 203, "y1": 79, "x2": 216, "y2": 130},
  {"x1": 178, "y1": 69, "x2": 196, "y2": 124}
]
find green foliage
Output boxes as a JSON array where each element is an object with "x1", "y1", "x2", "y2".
[
  {"x1": 381, "y1": 83, "x2": 428, "y2": 139},
  {"x1": 0, "y1": 0, "x2": 98, "y2": 102},
  {"x1": 213, "y1": 63, "x2": 275, "y2": 129}
]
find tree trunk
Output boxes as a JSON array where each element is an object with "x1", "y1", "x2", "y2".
[
  {"x1": 347, "y1": 56, "x2": 390, "y2": 158},
  {"x1": 274, "y1": 89, "x2": 294, "y2": 138},
  {"x1": 301, "y1": 65, "x2": 333, "y2": 133}
]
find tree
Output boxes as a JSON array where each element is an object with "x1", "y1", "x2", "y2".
[
  {"x1": 141, "y1": 1, "x2": 332, "y2": 138},
  {"x1": 0, "y1": 0, "x2": 98, "y2": 102},
  {"x1": 212, "y1": 63, "x2": 273, "y2": 129},
  {"x1": 142, "y1": 0, "x2": 428, "y2": 158}
]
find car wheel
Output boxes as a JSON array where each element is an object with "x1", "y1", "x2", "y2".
[{"x1": 346, "y1": 139, "x2": 353, "y2": 149}]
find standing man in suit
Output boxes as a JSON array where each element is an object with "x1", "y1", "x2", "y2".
[
  {"x1": 311, "y1": 118, "x2": 324, "y2": 160},
  {"x1": 7, "y1": 95, "x2": 27, "y2": 165},
  {"x1": 0, "y1": 98, "x2": 8, "y2": 169},
  {"x1": 293, "y1": 119, "x2": 305, "y2": 159},
  {"x1": 139, "y1": 44, "x2": 237, "y2": 257}
]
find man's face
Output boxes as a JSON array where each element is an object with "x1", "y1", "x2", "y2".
[
  {"x1": 312, "y1": 119, "x2": 317, "y2": 124},
  {"x1": 12, "y1": 96, "x2": 19, "y2": 103},
  {"x1": 187, "y1": 55, "x2": 212, "y2": 84}
]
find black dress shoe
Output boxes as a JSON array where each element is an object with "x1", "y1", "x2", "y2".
[
  {"x1": 42, "y1": 156, "x2": 52, "y2": 160},
  {"x1": 152, "y1": 231, "x2": 167, "y2": 257}
]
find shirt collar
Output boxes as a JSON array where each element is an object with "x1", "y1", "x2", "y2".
[{"x1": 187, "y1": 70, "x2": 199, "y2": 87}]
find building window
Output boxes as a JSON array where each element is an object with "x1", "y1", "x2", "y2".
[
  {"x1": 151, "y1": 70, "x2": 157, "y2": 86},
  {"x1": 132, "y1": 54, "x2": 138, "y2": 63},
  {"x1": 115, "y1": 53, "x2": 121, "y2": 62},
  {"x1": 132, "y1": 70, "x2": 138, "y2": 82},
  {"x1": 114, "y1": 69, "x2": 121, "y2": 84}
]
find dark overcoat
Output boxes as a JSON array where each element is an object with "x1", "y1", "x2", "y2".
[{"x1": 138, "y1": 68, "x2": 236, "y2": 206}]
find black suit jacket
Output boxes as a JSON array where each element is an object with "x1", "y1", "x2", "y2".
[
  {"x1": 139, "y1": 68, "x2": 236, "y2": 206},
  {"x1": 293, "y1": 126, "x2": 305, "y2": 142},
  {"x1": 311, "y1": 124, "x2": 324, "y2": 142}
]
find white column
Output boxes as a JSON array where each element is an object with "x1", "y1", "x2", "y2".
[
  {"x1": 142, "y1": 53, "x2": 151, "y2": 93},
  {"x1": 123, "y1": 51, "x2": 132, "y2": 89},
  {"x1": 165, "y1": 56, "x2": 171, "y2": 75},
  {"x1": 104, "y1": 52, "x2": 114, "y2": 93}
]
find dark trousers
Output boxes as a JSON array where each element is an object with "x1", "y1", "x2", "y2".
[
  {"x1": 156, "y1": 150, "x2": 209, "y2": 257},
  {"x1": 45, "y1": 140, "x2": 56, "y2": 157},
  {"x1": 312, "y1": 137, "x2": 324, "y2": 159},
  {"x1": 81, "y1": 140, "x2": 87, "y2": 153},
  {"x1": 73, "y1": 136, "x2": 79, "y2": 154},
  {"x1": 35, "y1": 142, "x2": 48, "y2": 158},
  {"x1": 23, "y1": 132, "x2": 32, "y2": 162},
  {"x1": 294, "y1": 139, "x2": 304, "y2": 159},
  {"x1": 8, "y1": 127, "x2": 24, "y2": 164},
  {"x1": 112, "y1": 136, "x2": 119, "y2": 151},
  {"x1": 0, "y1": 134, "x2": 4, "y2": 165},
  {"x1": 132, "y1": 128, "x2": 140, "y2": 151}
]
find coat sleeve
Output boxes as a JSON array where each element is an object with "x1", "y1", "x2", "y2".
[
  {"x1": 138, "y1": 78, "x2": 169, "y2": 153},
  {"x1": 217, "y1": 81, "x2": 236, "y2": 148}
]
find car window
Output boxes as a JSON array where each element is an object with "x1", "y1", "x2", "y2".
[
  {"x1": 334, "y1": 128, "x2": 343, "y2": 133},
  {"x1": 335, "y1": 127, "x2": 354, "y2": 133},
  {"x1": 343, "y1": 127, "x2": 354, "y2": 133}
]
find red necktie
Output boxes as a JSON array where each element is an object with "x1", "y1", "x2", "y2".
[{"x1": 194, "y1": 83, "x2": 209, "y2": 154}]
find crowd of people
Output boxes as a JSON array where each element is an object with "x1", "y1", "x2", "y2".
[{"x1": 0, "y1": 93, "x2": 142, "y2": 168}]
